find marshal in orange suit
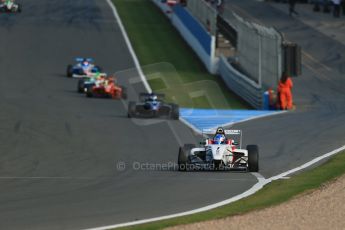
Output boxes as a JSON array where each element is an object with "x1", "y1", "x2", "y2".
[{"x1": 278, "y1": 72, "x2": 293, "y2": 110}]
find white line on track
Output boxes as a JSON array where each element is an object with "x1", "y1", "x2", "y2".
[
  {"x1": 85, "y1": 143, "x2": 345, "y2": 230},
  {"x1": 105, "y1": 0, "x2": 151, "y2": 93},
  {"x1": 84, "y1": 1, "x2": 345, "y2": 229},
  {"x1": 0, "y1": 177, "x2": 95, "y2": 180},
  {"x1": 0, "y1": 176, "x2": 251, "y2": 182},
  {"x1": 84, "y1": 172, "x2": 267, "y2": 230}
]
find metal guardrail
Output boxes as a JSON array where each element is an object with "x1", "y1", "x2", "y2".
[{"x1": 219, "y1": 55, "x2": 263, "y2": 109}]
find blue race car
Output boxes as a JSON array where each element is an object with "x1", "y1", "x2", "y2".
[
  {"x1": 127, "y1": 93, "x2": 179, "y2": 120},
  {"x1": 66, "y1": 58, "x2": 102, "y2": 78}
]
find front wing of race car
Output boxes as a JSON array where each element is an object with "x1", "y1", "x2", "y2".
[
  {"x1": 178, "y1": 143, "x2": 258, "y2": 172},
  {"x1": 187, "y1": 147, "x2": 249, "y2": 171}
]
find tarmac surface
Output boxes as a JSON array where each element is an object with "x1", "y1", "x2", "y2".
[
  {"x1": 0, "y1": 1, "x2": 256, "y2": 229},
  {"x1": 0, "y1": 0, "x2": 345, "y2": 229}
]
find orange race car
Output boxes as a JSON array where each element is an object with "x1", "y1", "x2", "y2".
[{"x1": 86, "y1": 76, "x2": 127, "y2": 99}]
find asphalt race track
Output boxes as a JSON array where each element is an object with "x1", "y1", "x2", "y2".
[
  {"x1": 0, "y1": 1, "x2": 257, "y2": 229},
  {"x1": 2, "y1": 1, "x2": 345, "y2": 230}
]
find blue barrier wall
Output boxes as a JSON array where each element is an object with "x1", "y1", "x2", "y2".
[{"x1": 173, "y1": 5, "x2": 211, "y2": 55}]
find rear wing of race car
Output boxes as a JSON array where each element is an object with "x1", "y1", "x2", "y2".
[
  {"x1": 202, "y1": 129, "x2": 243, "y2": 148},
  {"x1": 202, "y1": 129, "x2": 241, "y2": 135},
  {"x1": 75, "y1": 57, "x2": 94, "y2": 63},
  {"x1": 139, "y1": 92, "x2": 165, "y2": 102}
]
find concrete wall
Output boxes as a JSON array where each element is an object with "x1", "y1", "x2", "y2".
[{"x1": 152, "y1": 0, "x2": 218, "y2": 74}]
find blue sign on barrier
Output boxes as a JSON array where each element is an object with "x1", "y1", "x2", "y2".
[{"x1": 173, "y1": 5, "x2": 211, "y2": 55}]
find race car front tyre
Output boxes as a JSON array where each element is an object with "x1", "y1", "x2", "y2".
[
  {"x1": 77, "y1": 79, "x2": 84, "y2": 93},
  {"x1": 17, "y1": 4, "x2": 22, "y2": 12},
  {"x1": 213, "y1": 160, "x2": 223, "y2": 170},
  {"x1": 127, "y1": 101, "x2": 136, "y2": 118},
  {"x1": 67, "y1": 65, "x2": 73, "y2": 77},
  {"x1": 170, "y1": 104, "x2": 179, "y2": 120},
  {"x1": 247, "y1": 145, "x2": 259, "y2": 172},
  {"x1": 178, "y1": 144, "x2": 195, "y2": 171}
]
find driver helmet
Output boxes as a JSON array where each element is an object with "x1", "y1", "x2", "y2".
[
  {"x1": 82, "y1": 59, "x2": 90, "y2": 67},
  {"x1": 213, "y1": 134, "x2": 225, "y2": 144},
  {"x1": 216, "y1": 127, "x2": 225, "y2": 134}
]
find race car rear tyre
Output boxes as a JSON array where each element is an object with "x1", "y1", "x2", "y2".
[
  {"x1": 17, "y1": 4, "x2": 22, "y2": 13},
  {"x1": 178, "y1": 144, "x2": 195, "y2": 171},
  {"x1": 86, "y1": 87, "x2": 93, "y2": 98},
  {"x1": 77, "y1": 79, "x2": 85, "y2": 93},
  {"x1": 247, "y1": 145, "x2": 259, "y2": 172},
  {"x1": 170, "y1": 104, "x2": 179, "y2": 120},
  {"x1": 67, "y1": 65, "x2": 73, "y2": 77},
  {"x1": 127, "y1": 101, "x2": 136, "y2": 118}
]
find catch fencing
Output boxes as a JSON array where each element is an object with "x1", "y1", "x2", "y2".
[{"x1": 231, "y1": 13, "x2": 283, "y2": 90}]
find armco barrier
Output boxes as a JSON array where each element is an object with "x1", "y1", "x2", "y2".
[
  {"x1": 219, "y1": 55, "x2": 262, "y2": 109},
  {"x1": 152, "y1": 1, "x2": 218, "y2": 74}
]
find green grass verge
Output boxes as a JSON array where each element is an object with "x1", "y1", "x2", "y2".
[
  {"x1": 113, "y1": 0, "x2": 250, "y2": 109},
  {"x1": 115, "y1": 150, "x2": 345, "y2": 230}
]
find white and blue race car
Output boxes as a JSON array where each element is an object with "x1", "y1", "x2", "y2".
[
  {"x1": 66, "y1": 58, "x2": 102, "y2": 78},
  {"x1": 178, "y1": 127, "x2": 259, "y2": 172}
]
